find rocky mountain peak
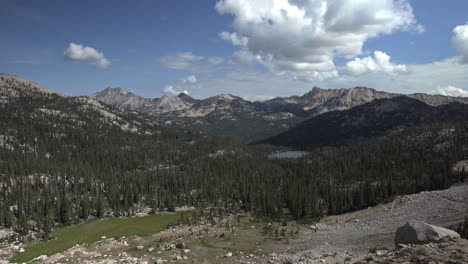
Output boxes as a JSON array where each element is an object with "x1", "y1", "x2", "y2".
[
  {"x1": 155, "y1": 95, "x2": 191, "y2": 110},
  {"x1": 299, "y1": 86, "x2": 395, "y2": 113},
  {"x1": 310, "y1": 86, "x2": 322, "y2": 93},
  {"x1": 92, "y1": 87, "x2": 134, "y2": 97},
  {"x1": 90, "y1": 87, "x2": 152, "y2": 111},
  {"x1": 107, "y1": 87, "x2": 128, "y2": 95},
  {"x1": 177, "y1": 92, "x2": 198, "y2": 104}
]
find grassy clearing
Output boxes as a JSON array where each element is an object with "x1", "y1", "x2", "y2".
[{"x1": 11, "y1": 213, "x2": 188, "y2": 263}]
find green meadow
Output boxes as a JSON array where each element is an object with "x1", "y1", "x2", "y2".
[{"x1": 11, "y1": 212, "x2": 188, "y2": 263}]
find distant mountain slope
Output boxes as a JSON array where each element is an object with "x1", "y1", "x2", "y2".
[
  {"x1": 407, "y1": 93, "x2": 468, "y2": 106},
  {"x1": 0, "y1": 73, "x2": 67, "y2": 103},
  {"x1": 257, "y1": 96, "x2": 468, "y2": 149},
  {"x1": 0, "y1": 74, "x2": 159, "y2": 136},
  {"x1": 163, "y1": 94, "x2": 306, "y2": 143},
  {"x1": 89, "y1": 88, "x2": 154, "y2": 110},
  {"x1": 92, "y1": 88, "x2": 308, "y2": 120},
  {"x1": 91, "y1": 89, "x2": 308, "y2": 142},
  {"x1": 90, "y1": 88, "x2": 197, "y2": 114},
  {"x1": 265, "y1": 86, "x2": 468, "y2": 117},
  {"x1": 265, "y1": 86, "x2": 395, "y2": 114},
  {"x1": 166, "y1": 93, "x2": 308, "y2": 119},
  {"x1": 174, "y1": 94, "x2": 252, "y2": 118}
]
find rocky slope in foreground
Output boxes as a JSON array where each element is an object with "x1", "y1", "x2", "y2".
[{"x1": 354, "y1": 237, "x2": 468, "y2": 264}]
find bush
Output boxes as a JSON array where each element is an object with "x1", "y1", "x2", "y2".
[
  {"x1": 175, "y1": 242, "x2": 185, "y2": 249},
  {"x1": 456, "y1": 216, "x2": 468, "y2": 239}
]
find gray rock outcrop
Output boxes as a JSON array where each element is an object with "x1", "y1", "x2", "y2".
[{"x1": 394, "y1": 219, "x2": 460, "y2": 246}]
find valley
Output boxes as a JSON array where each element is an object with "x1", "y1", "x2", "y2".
[
  {"x1": 3, "y1": 1, "x2": 468, "y2": 263},
  {"x1": 1, "y1": 73, "x2": 467, "y2": 263},
  {"x1": 0, "y1": 0, "x2": 468, "y2": 264}
]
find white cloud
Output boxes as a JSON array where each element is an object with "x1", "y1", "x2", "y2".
[
  {"x1": 219, "y1": 32, "x2": 248, "y2": 46},
  {"x1": 182, "y1": 75, "x2": 197, "y2": 84},
  {"x1": 322, "y1": 57, "x2": 468, "y2": 96},
  {"x1": 346, "y1": 51, "x2": 407, "y2": 75},
  {"x1": 160, "y1": 52, "x2": 204, "y2": 70},
  {"x1": 188, "y1": 56, "x2": 468, "y2": 100},
  {"x1": 163, "y1": 85, "x2": 189, "y2": 96},
  {"x1": 163, "y1": 75, "x2": 198, "y2": 96},
  {"x1": 431, "y1": 85, "x2": 468, "y2": 97},
  {"x1": 64, "y1": 43, "x2": 110, "y2": 68},
  {"x1": 396, "y1": 57, "x2": 468, "y2": 94},
  {"x1": 208, "y1": 56, "x2": 225, "y2": 65},
  {"x1": 452, "y1": 23, "x2": 468, "y2": 63},
  {"x1": 216, "y1": 0, "x2": 422, "y2": 80},
  {"x1": 231, "y1": 50, "x2": 258, "y2": 64}
]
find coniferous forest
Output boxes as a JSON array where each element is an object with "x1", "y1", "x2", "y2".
[{"x1": 0, "y1": 90, "x2": 467, "y2": 239}]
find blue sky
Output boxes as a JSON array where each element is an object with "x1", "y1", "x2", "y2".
[{"x1": 1, "y1": 0, "x2": 468, "y2": 99}]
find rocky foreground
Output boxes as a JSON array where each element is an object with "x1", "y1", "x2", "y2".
[
  {"x1": 259, "y1": 184, "x2": 468, "y2": 264},
  {"x1": 355, "y1": 237, "x2": 468, "y2": 264}
]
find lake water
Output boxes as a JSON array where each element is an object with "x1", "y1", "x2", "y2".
[{"x1": 268, "y1": 151, "x2": 309, "y2": 159}]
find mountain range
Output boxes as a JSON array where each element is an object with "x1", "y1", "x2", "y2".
[
  {"x1": 3, "y1": 73, "x2": 468, "y2": 146},
  {"x1": 91, "y1": 85, "x2": 468, "y2": 143},
  {"x1": 92, "y1": 86, "x2": 468, "y2": 119}
]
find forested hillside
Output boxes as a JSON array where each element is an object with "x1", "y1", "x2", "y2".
[
  {"x1": 1, "y1": 87, "x2": 467, "y2": 240},
  {"x1": 258, "y1": 97, "x2": 468, "y2": 149}
]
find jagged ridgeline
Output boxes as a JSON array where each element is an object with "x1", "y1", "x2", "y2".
[
  {"x1": 0, "y1": 74, "x2": 467, "y2": 238},
  {"x1": 91, "y1": 86, "x2": 468, "y2": 143}
]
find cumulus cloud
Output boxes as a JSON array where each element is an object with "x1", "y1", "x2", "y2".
[
  {"x1": 346, "y1": 51, "x2": 407, "y2": 75},
  {"x1": 163, "y1": 85, "x2": 189, "y2": 96},
  {"x1": 452, "y1": 23, "x2": 468, "y2": 63},
  {"x1": 163, "y1": 75, "x2": 199, "y2": 96},
  {"x1": 231, "y1": 50, "x2": 258, "y2": 64},
  {"x1": 64, "y1": 43, "x2": 110, "y2": 68},
  {"x1": 208, "y1": 56, "x2": 225, "y2": 65},
  {"x1": 219, "y1": 32, "x2": 248, "y2": 46},
  {"x1": 216, "y1": 0, "x2": 422, "y2": 80},
  {"x1": 190, "y1": 55, "x2": 468, "y2": 100},
  {"x1": 431, "y1": 85, "x2": 468, "y2": 97},
  {"x1": 160, "y1": 52, "x2": 204, "y2": 70},
  {"x1": 182, "y1": 75, "x2": 197, "y2": 84}
]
